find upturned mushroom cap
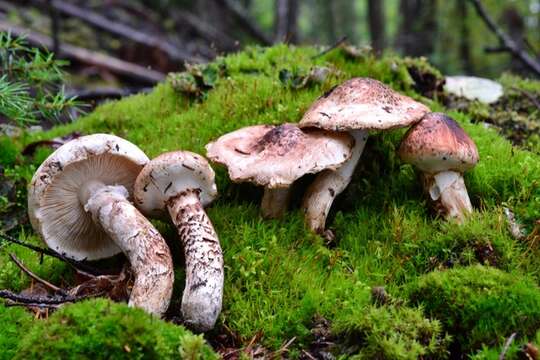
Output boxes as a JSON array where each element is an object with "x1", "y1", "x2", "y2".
[
  {"x1": 134, "y1": 151, "x2": 218, "y2": 218},
  {"x1": 28, "y1": 134, "x2": 149, "y2": 260},
  {"x1": 299, "y1": 78, "x2": 429, "y2": 131},
  {"x1": 205, "y1": 124, "x2": 354, "y2": 188},
  {"x1": 398, "y1": 113, "x2": 479, "y2": 174}
]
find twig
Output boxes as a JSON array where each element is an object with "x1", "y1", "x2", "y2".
[
  {"x1": 468, "y1": 0, "x2": 540, "y2": 76},
  {"x1": 0, "y1": 289, "x2": 92, "y2": 305},
  {"x1": 510, "y1": 86, "x2": 540, "y2": 110},
  {"x1": 311, "y1": 36, "x2": 348, "y2": 59},
  {"x1": 0, "y1": 232, "x2": 105, "y2": 275},
  {"x1": 0, "y1": 19, "x2": 166, "y2": 84},
  {"x1": 499, "y1": 332, "x2": 516, "y2": 360},
  {"x1": 9, "y1": 253, "x2": 67, "y2": 295},
  {"x1": 213, "y1": 0, "x2": 272, "y2": 45}
]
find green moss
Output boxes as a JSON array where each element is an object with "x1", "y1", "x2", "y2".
[
  {"x1": 14, "y1": 299, "x2": 218, "y2": 359},
  {"x1": 407, "y1": 265, "x2": 540, "y2": 353},
  {"x1": 333, "y1": 303, "x2": 451, "y2": 359},
  {"x1": 0, "y1": 304, "x2": 33, "y2": 360},
  {"x1": 0, "y1": 45, "x2": 539, "y2": 357}
]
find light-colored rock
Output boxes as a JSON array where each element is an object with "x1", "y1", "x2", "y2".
[{"x1": 444, "y1": 76, "x2": 503, "y2": 104}]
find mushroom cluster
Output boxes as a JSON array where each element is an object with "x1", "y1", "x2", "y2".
[{"x1": 27, "y1": 76, "x2": 479, "y2": 332}]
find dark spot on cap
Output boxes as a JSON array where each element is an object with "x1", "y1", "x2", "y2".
[
  {"x1": 328, "y1": 188, "x2": 335, "y2": 197},
  {"x1": 182, "y1": 163, "x2": 195, "y2": 171},
  {"x1": 319, "y1": 112, "x2": 331, "y2": 118},
  {"x1": 164, "y1": 182, "x2": 172, "y2": 193},
  {"x1": 115, "y1": 144, "x2": 120, "y2": 151},
  {"x1": 382, "y1": 106, "x2": 392, "y2": 113},
  {"x1": 442, "y1": 156, "x2": 447, "y2": 161}
]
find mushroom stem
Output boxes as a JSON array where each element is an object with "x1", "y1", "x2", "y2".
[
  {"x1": 421, "y1": 171, "x2": 473, "y2": 223},
  {"x1": 302, "y1": 129, "x2": 368, "y2": 233},
  {"x1": 261, "y1": 187, "x2": 292, "y2": 219},
  {"x1": 84, "y1": 184, "x2": 174, "y2": 316},
  {"x1": 166, "y1": 189, "x2": 224, "y2": 332}
]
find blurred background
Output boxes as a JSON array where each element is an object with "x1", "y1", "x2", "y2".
[{"x1": 0, "y1": 0, "x2": 539, "y2": 106}]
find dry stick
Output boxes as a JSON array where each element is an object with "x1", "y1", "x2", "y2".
[
  {"x1": 510, "y1": 86, "x2": 540, "y2": 110},
  {"x1": 39, "y1": 0, "x2": 202, "y2": 64},
  {"x1": 0, "y1": 19, "x2": 165, "y2": 84},
  {"x1": 311, "y1": 36, "x2": 348, "y2": 59},
  {"x1": 9, "y1": 253, "x2": 67, "y2": 295},
  {"x1": 468, "y1": 0, "x2": 540, "y2": 77},
  {"x1": 499, "y1": 332, "x2": 517, "y2": 360},
  {"x1": 0, "y1": 289, "x2": 92, "y2": 305},
  {"x1": 213, "y1": 0, "x2": 272, "y2": 45},
  {"x1": 0, "y1": 232, "x2": 105, "y2": 276}
]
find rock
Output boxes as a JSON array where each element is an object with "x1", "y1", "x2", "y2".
[{"x1": 444, "y1": 76, "x2": 504, "y2": 104}]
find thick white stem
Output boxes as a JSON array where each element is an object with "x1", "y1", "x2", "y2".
[
  {"x1": 422, "y1": 170, "x2": 473, "y2": 223},
  {"x1": 261, "y1": 187, "x2": 292, "y2": 219},
  {"x1": 84, "y1": 184, "x2": 174, "y2": 316},
  {"x1": 302, "y1": 129, "x2": 368, "y2": 234},
  {"x1": 167, "y1": 189, "x2": 224, "y2": 332}
]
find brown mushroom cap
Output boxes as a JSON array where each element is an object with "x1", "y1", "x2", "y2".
[
  {"x1": 299, "y1": 78, "x2": 429, "y2": 131},
  {"x1": 133, "y1": 151, "x2": 218, "y2": 218},
  {"x1": 398, "y1": 112, "x2": 479, "y2": 173},
  {"x1": 205, "y1": 124, "x2": 354, "y2": 188},
  {"x1": 27, "y1": 134, "x2": 149, "y2": 260}
]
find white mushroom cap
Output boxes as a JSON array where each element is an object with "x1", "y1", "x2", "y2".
[
  {"x1": 398, "y1": 113, "x2": 479, "y2": 174},
  {"x1": 299, "y1": 77, "x2": 429, "y2": 131},
  {"x1": 205, "y1": 124, "x2": 354, "y2": 188},
  {"x1": 28, "y1": 134, "x2": 149, "y2": 260},
  {"x1": 133, "y1": 151, "x2": 218, "y2": 218}
]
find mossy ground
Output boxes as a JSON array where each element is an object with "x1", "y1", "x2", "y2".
[{"x1": 1, "y1": 45, "x2": 540, "y2": 358}]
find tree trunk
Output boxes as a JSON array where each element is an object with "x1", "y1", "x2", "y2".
[
  {"x1": 457, "y1": 0, "x2": 473, "y2": 73},
  {"x1": 367, "y1": 0, "x2": 385, "y2": 53},
  {"x1": 396, "y1": 0, "x2": 438, "y2": 57},
  {"x1": 274, "y1": 0, "x2": 299, "y2": 43}
]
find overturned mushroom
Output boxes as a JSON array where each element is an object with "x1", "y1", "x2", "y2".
[
  {"x1": 398, "y1": 112, "x2": 479, "y2": 222},
  {"x1": 299, "y1": 78, "x2": 430, "y2": 234},
  {"x1": 133, "y1": 151, "x2": 222, "y2": 332},
  {"x1": 205, "y1": 124, "x2": 354, "y2": 218},
  {"x1": 27, "y1": 134, "x2": 174, "y2": 316}
]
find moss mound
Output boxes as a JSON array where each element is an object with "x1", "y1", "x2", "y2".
[
  {"x1": 1, "y1": 45, "x2": 540, "y2": 357},
  {"x1": 333, "y1": 303, "x2": 451, "y2": 359},
  {"x1": 13, "y1": 299, "x2": 217, "y2": 359},
  {"x1": 407, "y1": 265, "x2": 540, "y2": 354}
]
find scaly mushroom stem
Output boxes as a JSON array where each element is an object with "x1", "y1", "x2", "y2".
[
  {"x1": 167, "y1": 189, "x2": 224, "y2": 332},
  {"x1": 261, "y1": 187, "x2": 292, "y2": 219},
  {"x1": 302, "y1": 129, "x2": 368, "y2": 234},
  {"x1": 84, "y1": 183, "x2": 174, "y2": 316},
  {"x1": 421, "y1": 171, "x2": 473, "y2": 223}
]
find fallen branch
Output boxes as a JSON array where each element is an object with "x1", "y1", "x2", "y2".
[
  {"x1": 510, "y1": 86, "x2": 540, "y2": 110},
  {"x1": 37, "y1": 0, "x2": 202, "y2": 64},
  {"x1": 312, "y1": 36, "x2": 348, "y2": 59},
  {"x1": 9, "y1": 253, "x2": 67, "y2": 295},
  {"x1": 0, "y1": 232, "x2": 105, "y2": 276},
  {"x1": 499, "y1": 332, "x2": 516, "y2": 360},
  {"x1": 213, "y1": 0, "x2": 272, "y2": 45},
  {"x1": 0, "y1": 289, "x2": 92, "y2": 305},
  {"x1": 468, "y1": 0, "x2": 540, "y2": 76},
  {"x1": 0, "y1": 19, "x2": 166, "y2": 84}
]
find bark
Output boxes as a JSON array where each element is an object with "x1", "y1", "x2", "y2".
[
  {"x1": 261, "y1": 187, "x2": 292, "y2": 219},
  {"x1": 367, "y1": 0, "x2": 385, "y2": 53},
  {"x1": 274, "y1": 0, "x2": 299, "y2": 43},
  {"x1": 167, "y1": 189, "x2": 224, "y2": 332},
  {"x1": 396, "y1": 0, "x2": 438, "y2": 56},
  {"x1": 302, "y1": 130, "x2": 368, "y2": 234},
  {"x1": 85, "y1": 185, "x2": 174, "y2": 316}
]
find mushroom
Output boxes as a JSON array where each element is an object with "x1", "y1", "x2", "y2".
[
  {"x1": 205, "y1": 124, "x2": 354, "y2": 219},
  {"x1": 133, "y1": 151, "x2": 223, "y2": 332},
  {"x1": 298, "y1": 78, "x2": 430, "y2": 234},
  {"x1": 28, "y1": 134, "x2": 174, "y2": 316},
  {"x1": 398, "y1": 112, "x2": 479, "y2": 222}
]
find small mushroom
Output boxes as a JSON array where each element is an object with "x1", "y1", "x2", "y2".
[
  {"x1": 299, "y1": 78, "x2": 430, "y2": 234},
  {"x1": 398, "y1": 112, "x2": 479, "y2": 222},
  {"x1": 205, "y1": 124, "x2": 354, "y2": 219},
  {"x1": 133, "y1": 151, "x2": 222, "y2": 331},
  {"x1": 28, "y1": 134, "x2": 174, "y2": 316}
]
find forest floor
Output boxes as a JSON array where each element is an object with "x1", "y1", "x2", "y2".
[{"x1": 1, "y1": 44, "x2": 540, "y2": 359}]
